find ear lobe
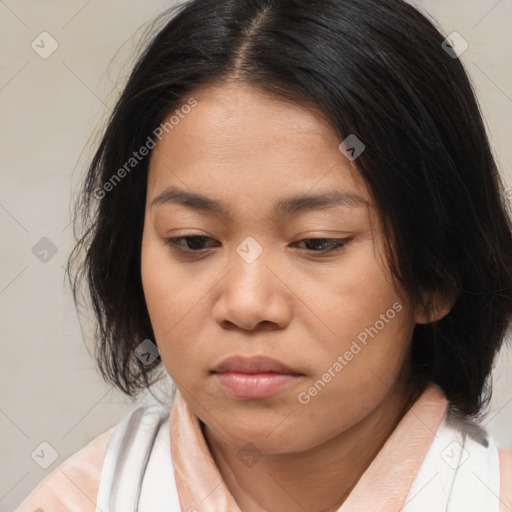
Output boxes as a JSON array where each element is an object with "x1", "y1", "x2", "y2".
[{"x1": 414, "y1": 289, "x2": 456, "y2": 324}]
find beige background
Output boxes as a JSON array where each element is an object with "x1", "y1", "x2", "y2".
[{"x1": 0, "y1": 1, "x2": 511, "y2": 510}]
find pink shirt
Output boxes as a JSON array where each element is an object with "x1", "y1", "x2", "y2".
[{"x1": 15, "y1": 384, "x2": 512, "y2": 511}]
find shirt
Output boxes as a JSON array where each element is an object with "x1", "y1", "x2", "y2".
[{"x1": 14, "y1": 384, "x2": 512, "y2": 512}]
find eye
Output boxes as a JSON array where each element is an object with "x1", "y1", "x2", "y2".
[
  {"x1": 165, "y1": 235, "x2": 217, "y2": 254},
  {"x1": 292, "y1": 237, "x2": 351, "y2": 254}
]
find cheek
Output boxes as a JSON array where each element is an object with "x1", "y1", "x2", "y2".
[
  {"x1": 140, "y1": 234, "x2": 187, "y2": 369},
  {"x1": 140, "y1": 232, "x2": 217, "y2": 386},
  {"x1": 305, "y1": 243, "x2": 402, "y2": 341},
  {"x1": 141, "y1": 235, "x2": 171, "y2": 326},
  {"x1": 302, "y1": 246, "x2": 413, "y2": 394},
  {"x1": 141, "y1": 227, "x2": 194, "y2": 323}
]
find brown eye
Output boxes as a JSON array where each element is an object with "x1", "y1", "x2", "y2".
[
  {"x1": 165, "y1": 236, "x2": 217, "y2": 254},
  {"x1": 293, "y1": 238, "x2": 351, "y2": 254}
]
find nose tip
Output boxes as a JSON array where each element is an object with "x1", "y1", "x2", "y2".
[{"x1": 213, "y1": 246, "x2": 292, "y2": 332}]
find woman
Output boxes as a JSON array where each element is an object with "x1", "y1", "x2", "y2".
[{"x1": 15, "y1": 0, "x2": 512, "y2": 510}]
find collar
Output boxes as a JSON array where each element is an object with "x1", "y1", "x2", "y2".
[{"x1": 169, "y1": 384, "x2": 447, "y2": 511}]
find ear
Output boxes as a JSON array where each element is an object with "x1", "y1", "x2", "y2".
[{"x1": 414, "y1": 289, "x2": 456, "y2": 324}]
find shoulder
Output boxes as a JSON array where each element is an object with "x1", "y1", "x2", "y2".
[
  {"x1": 14, "y1": 403, "x2": 172, "y2": 512},
  {"x1": 14, "y1": 425, "x2": 116, "y2": 512},
  {"x1": 499, "y1": 448, "x2": 512, "y2": 512},
  {"x1": 438, "y1": 406, "x2": 512, "y2": 510}
]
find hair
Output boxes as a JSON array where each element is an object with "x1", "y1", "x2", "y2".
[{"x1": 68, "y1": 0, "x2": 512, "y2": 419}]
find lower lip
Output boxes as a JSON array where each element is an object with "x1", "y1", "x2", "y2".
[{"x1": 214, "y1": 371, "x2": 302, "y2": 399}]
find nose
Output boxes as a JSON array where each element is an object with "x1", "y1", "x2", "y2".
[{"x1": 212, "y1": 244, "x2": 292, "y2": 332}]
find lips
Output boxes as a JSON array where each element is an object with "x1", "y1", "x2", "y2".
[
  {"x1": 211, "y1": 355, "x2": 302, "y2": 375},
  {"x1": 211, "y1": 355, "x2": 304, "y2": 399}
]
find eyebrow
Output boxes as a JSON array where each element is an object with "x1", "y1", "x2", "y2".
[{"x1": 150, "y1": 186, "x2": 369, "y2": 218}]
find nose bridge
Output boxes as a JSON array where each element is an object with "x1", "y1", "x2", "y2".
[
  {"x1": 214, "y1": 235, "x2": 290, "y2": 330},
  {"x1": 235, "y1": 235, "x2": 266, "y2": 266},
  {"x1": 229, "y1": 235, "x2": 271, "y2": 299}
]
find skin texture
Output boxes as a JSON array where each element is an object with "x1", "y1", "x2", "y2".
[{"x1": 140, "y1": 80, "x2": 451, "y2": 512}]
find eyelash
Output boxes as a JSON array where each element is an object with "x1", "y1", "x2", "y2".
[{"x1": 164, "y1": 235, "x2": 352, "y2": 257}]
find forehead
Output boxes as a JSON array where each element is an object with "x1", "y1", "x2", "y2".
[{"x1": 147, "y1": 81, "x2": 371, "y2": 207}]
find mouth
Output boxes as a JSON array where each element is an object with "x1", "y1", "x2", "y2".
[{"x1": 211, "y1": 355, "x2": 304, "y2": 399}]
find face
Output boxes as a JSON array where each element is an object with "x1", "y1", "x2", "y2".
[{"x1": 141, "y1": 80, "x2": 420, "y2": 454}]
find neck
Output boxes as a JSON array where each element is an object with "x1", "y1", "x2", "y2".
[{"x1": 202, "y1": 382, "x2": 422, "y2": 512}]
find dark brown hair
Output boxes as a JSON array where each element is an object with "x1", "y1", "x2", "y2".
[{"x1": 68, "y1": 0, "x2": 512, "y2": 419}]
